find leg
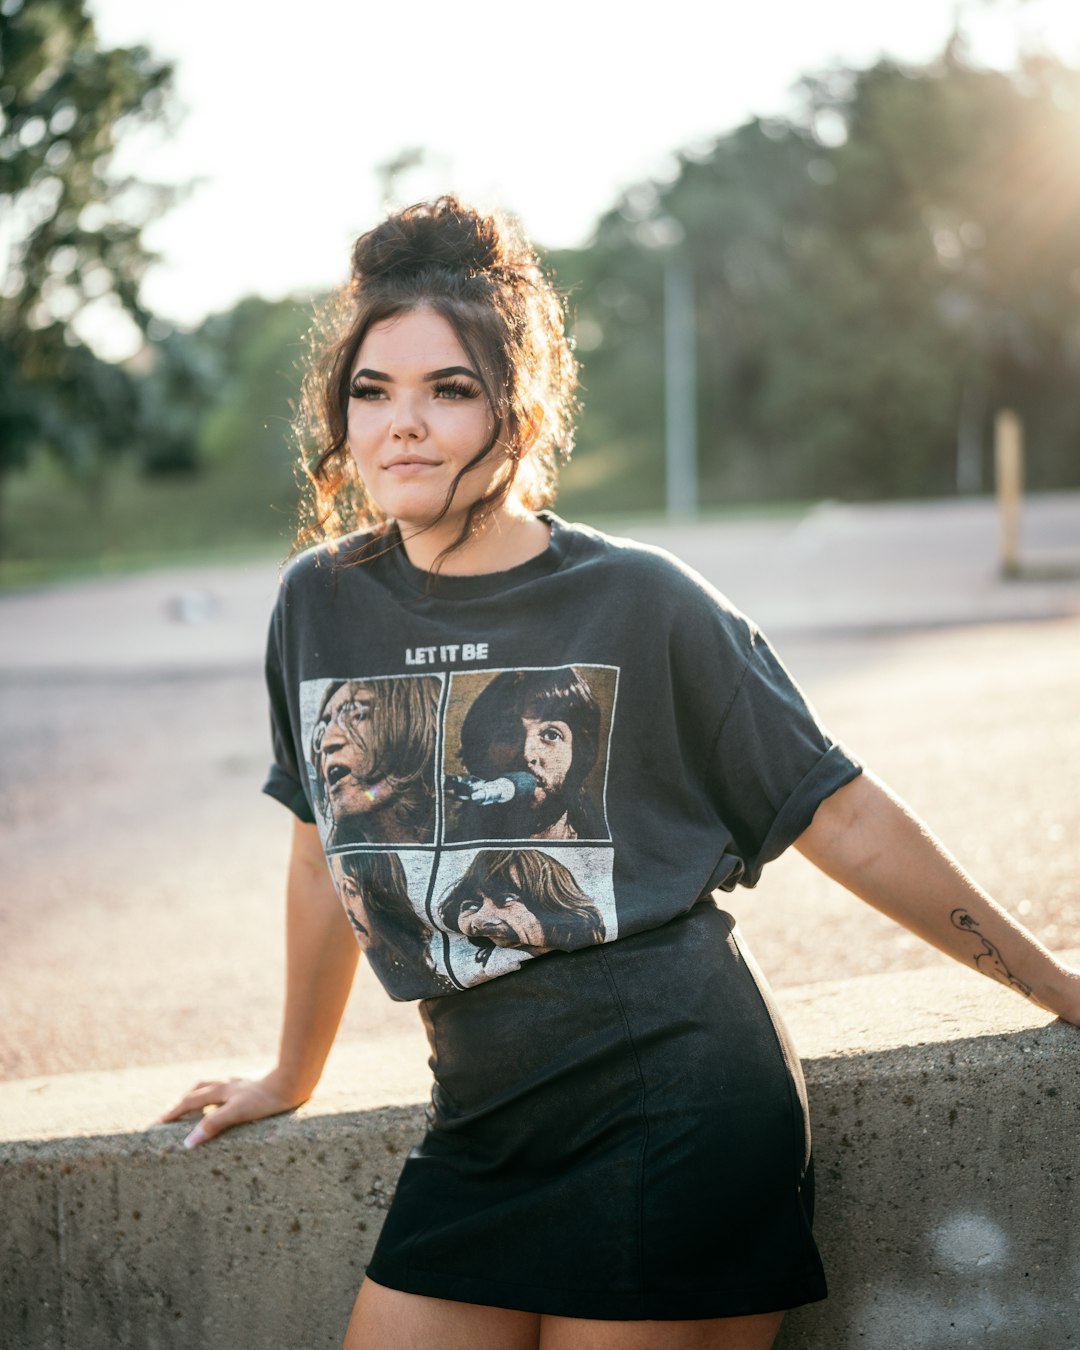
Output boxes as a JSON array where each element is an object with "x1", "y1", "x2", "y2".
[
  {"x1": 343, "y1": 1277, "x2": 541, "y2": 1350},
  {"x1": 539, "y1": 1310, "x2": 785, "y2": 1350}
]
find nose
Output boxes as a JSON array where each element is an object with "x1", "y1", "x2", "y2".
[
  {"x1": 467, "y1": 897, "x2": 502, "y2": 929},
  {"x1": 523, "y1": 730, "x2": 542, "y2": 766},
  {"x1": 389, "y1": 394, "x2": 426, "y2": 442}
]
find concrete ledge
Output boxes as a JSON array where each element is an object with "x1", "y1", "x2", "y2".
[{"x1": 3, "y1": 961, "x2": 1080, "y2": 1350}]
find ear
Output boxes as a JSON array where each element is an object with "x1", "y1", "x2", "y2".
[{"x1": 517, "y1": 404, "x2": 545, "y2": 456}]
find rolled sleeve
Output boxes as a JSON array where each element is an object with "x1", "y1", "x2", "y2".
[{"x1": 707, "y1": 629, "x2": 862, "y2": 887}]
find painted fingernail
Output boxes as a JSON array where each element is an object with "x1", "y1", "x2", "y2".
[{"x1": 183, "y1": 1124, "x2": 207, "y2": 1149}]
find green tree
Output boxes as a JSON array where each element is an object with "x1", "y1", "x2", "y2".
[
  {"x1": 190, "y1": 294, "x2": 313, "y2": 531},
  {"x1": 554, "y1": 44, "x2": 1080, "y2": 512},
  {"x1": 796, "y1": 46, "x2": 1080, "y2": 495},
  {"x1": 0, "y1": 0, "x2": 174, "y2": 516}
]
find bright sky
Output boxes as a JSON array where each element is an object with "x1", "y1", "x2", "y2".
[{"x1": 87, "y1": 0, "x2": 1080, "y2": 346}]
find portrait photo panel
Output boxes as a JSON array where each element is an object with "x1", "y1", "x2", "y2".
[
  {"x1": 430, "y1": 846, "x2": 616, "y2": 990},
  {"x1": 299, "y1": 674, "x2": 444, "y2": 849},
  {"x1": 442, "y1": 665, "x2": 618, "y2": 845},
  {"x1": 326, "y1": 850, "x2": 455, "y2": 1000}
]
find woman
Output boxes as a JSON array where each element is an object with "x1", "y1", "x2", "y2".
[{"x1": 162, "y1": 196, "x2": 1080, "y2": 1350}]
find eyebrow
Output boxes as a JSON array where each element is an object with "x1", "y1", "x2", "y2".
[{"x1": 352, "y1": 365, "x2": 481, "y2": 383}]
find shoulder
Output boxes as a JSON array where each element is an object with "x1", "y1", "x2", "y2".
[
  {"x1": 556, "y1": 516, "x2": 755, "y2": 642},
  {"x1": 279, "y1": 528, "x2": 380, "y2": 587},
  {"x1": 266, "y1": 530, "x2": 396, "y2": 657},
  {"x1": 274, "y1": 527, "x2": 389, "y2": 608}
]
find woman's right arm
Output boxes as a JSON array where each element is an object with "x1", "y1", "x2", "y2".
[{"x1": 159, "y1": 819, "x2": 359, "y2": 1147}]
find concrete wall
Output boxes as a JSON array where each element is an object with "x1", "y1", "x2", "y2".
[{"x1": 3, "y1": 962, "x2": 1079, "y2": 1350}]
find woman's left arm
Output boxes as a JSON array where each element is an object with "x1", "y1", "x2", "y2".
[{"x1": 795, "y1": 771, "x2": 1080, "y2": 1026}]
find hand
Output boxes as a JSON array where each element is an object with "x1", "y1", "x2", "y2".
[{"x1": 158, "y1": 1069, "x2": 308, "y2": 1148}]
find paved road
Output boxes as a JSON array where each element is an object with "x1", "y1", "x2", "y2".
[{"x1": 1, "y1": 495, "x2": 1078, "y2": 1081}]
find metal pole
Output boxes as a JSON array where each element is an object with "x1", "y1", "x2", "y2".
[
  {"x1": 994, "y1": 409, "x2": 1023, "y2": 578},
  {"x1": 663, "y1": 254, "x2": 697, "y2": 518}
]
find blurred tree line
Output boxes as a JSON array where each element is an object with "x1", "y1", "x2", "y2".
[
  {"x1": 0, "y1": 0, "x2": 306, "y2": 562},
  {"x1": 551, "y1": 39, "x2": 1080, "y2": 512},
  {"x1": 1, "y1": 0, "x2": 173, "y2": 500},
  {"x1": 2, "y1": 6, "x2": 1079, "y2": 566}
]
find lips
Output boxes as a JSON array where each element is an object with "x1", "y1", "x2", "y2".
[{"x1": 383, "y1": 456, "x2": 439, "y2": 476}]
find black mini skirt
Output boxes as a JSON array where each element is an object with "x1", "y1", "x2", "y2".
[{"x1": 365, "y1": 899, "x2": 826, "y2": 1321}]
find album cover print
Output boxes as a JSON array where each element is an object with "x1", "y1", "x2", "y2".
[
  {"x1": 441, "y1": 665, "x2": 618, "y2": 844},
  {"x1": 325, "y1": 850, "x2": 455, "y2": 1000},
  {"x1": 299, "y1": 674, "x2": 445, "y2": 848},
  {"x1": 430, "y1": 846, "x2": 617, "y2": 988}
]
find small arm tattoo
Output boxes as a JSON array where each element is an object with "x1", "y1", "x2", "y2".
[{"x1": 951, "y1": 909, "x2": 1033, "y2": 998}]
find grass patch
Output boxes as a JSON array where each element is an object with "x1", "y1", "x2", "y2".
[
  {"x1": 0, "y1": 457, "x2": 296, "y2": 590},
  {"x1": 1, "y1": 447, "x2": 819, "y2": 591}
]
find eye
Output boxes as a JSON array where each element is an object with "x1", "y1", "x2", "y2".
[
  {"x1": 539, "y1": 725, "x2": 566, "y2": 743},
  {"x1": 459, "y1": 898, "x2": 481, "y2": 915},
  {"x1": 501, "y1": 892, "x2": 522, "y2": 906},
  {"x1": 349, "y1": 379, "x2": 386, "y2": 400},
  {"x1": 433, "y1": 378, "x2": 481, "y2": 401}
]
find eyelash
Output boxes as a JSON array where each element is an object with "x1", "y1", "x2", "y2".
[
  {"x1": 348, "y1": 379, "x2": 481, "y2": 402},
  {"x1": 434, "y1": 379, "x2": 481, "y2": 400}
]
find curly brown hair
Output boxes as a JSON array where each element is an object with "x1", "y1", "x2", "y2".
[{"x1": 292, "y1": 196, "x2": 579, "y2": 567}]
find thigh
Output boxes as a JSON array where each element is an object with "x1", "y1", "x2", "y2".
[
  {"x1": 539, "y1": 1310, "x2": 785, "y2": 1350},
  {"x1": 343, "y1": 1277, "x2": 540, "y2": 1350}
]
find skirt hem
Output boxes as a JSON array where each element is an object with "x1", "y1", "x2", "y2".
[{"x1": 363, "y1": 1258, "x2": 828, "y2": 1322}]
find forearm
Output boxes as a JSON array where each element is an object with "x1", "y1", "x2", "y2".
[
  {"x1": 796, "y1": 772, "x2": 1080, "y2": 1021},
  {"x1": 274, "y1": 823, "x2": 360, "y2": 1101}
]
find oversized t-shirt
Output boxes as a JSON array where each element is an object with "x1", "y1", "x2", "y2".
[{"x1": 262, "y1": 512, "x2": 861, "y2": 1001}]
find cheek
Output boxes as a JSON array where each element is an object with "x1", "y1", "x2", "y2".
[
  {"x1": 342, "y1": 727, "x2": 371, "y2": 765},
  {"x1": 540, "y1": 739, "x2": 571, "y2": 774},
  {"x1": 346, "y1": 409, "x2": 380, "y2": 469}
]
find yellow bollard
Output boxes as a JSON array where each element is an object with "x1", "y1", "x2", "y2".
[{"x1": 994, "y1": 410, "x2": 1023, "y2": 579}]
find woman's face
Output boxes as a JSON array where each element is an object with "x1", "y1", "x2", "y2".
[
  {"x1": 313, "y1": 683, "x2": 388, "y2": 822},
  {"x1": 346, "y1": 307, "x2": 506, "y2": 538},
  {"x1": 456, "y1": 875, "x2": 546, "y2": 949},
  {"x1": 329, "y1": 857, "x2": 373, "y2": 952}
]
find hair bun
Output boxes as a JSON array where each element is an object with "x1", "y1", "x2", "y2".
[{"x1": 352, "y1": 196, "x2": 513, "y2": 283}]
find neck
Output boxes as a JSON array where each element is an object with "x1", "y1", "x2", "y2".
[{"x1": 397, "y1": 499, "x2": 551, "y2": 576}]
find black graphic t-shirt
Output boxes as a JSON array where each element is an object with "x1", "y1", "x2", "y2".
[{"x1": 263, "y1": 513, "x2": 861, "y2": 1000}]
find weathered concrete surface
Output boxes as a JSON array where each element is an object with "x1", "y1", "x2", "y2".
[
  {"x1": 2, "y1": 955, "x2": 1078, "y2": 1350},
  {"x1": 776, "y1": 952, "x2": 1080, "y2": 1349}
]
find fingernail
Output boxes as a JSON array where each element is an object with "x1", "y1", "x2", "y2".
[{"x1": 183, "y1": 1124, "x2": 207, "y2": 1149}]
